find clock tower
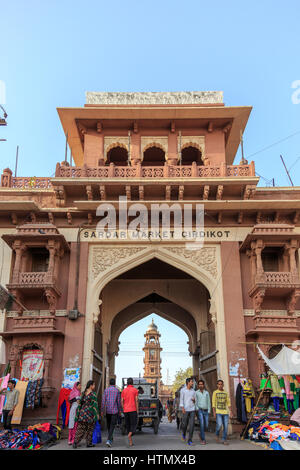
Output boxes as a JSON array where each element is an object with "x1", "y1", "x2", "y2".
[{"x1": 143, "y1": 319, "x2": 162, "y2": 387}]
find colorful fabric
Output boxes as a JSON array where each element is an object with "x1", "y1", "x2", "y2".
[
  {"x1": 0, "y1": 423, "x2": 60, "y2": 449},
  {"x1": 69, "y1": 382, "x2": 81, "y2": 402},
  {"x1": 25, "y1": 379, "x2": 43, "y2": 410},
  {"x1": 74, "y1": 421, "x2": 95, "y2": 446},
  {"x1": 284, "y1": 376, "x2": 294, "y2": 400},
  {"x1": 101, "y1": 386, "x2": 121, "y2": 415},
  {"x1": 121, "y1": 385, "x2": 139, "y2": 413},
  {"x1": 243, "y1": 379, "x2": 255, "y2": 412},
  {"x1": 0, "y1": 374, "x2": 10, "y2": 414},
  {"x1": 212, "y1": 390, "x2": 231, "y2": 415},
  {"x1": 21, "y1": 349, "x2": 44, "y2": 381},
  {"x1": 68, "y1": 422, "x2": 78, "y2": 444},
  {"x1": 269, "y1": 373, "x2": 283, "y2": 398},
  {"x1": 260, "y1": 375, "x2": 271, "y2": 391},
  {"x1": 56, "y1": 388, "x2": 71, "y2": 427},
  {"x1": 76, "y1": 391, "x2": 99, "y2": 424}
]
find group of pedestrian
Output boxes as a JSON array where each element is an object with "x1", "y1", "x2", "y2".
[
  {"x1": 179, "y1": 378, "x2": 232, "y2": 446},
  {"x1": 69, "y1": 377, "x2": 139, "y2": 448}
]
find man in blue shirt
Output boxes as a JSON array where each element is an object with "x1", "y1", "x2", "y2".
[
  {"x1": 195, "y1": 379, "x2": 211, "y2": 445},
  {"x1": 101, "y1": 378, "x2": 121, "y2": 447}
]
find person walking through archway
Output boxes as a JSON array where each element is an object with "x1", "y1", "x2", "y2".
[
  {"x1": 73, "y1": 380, "x2": 99, "y2": 448},
  {"x1": 212, "y1": 379, "x2": 232, "y2": 446},
  {"x1": 195, "y1": 379, "x2": 211, "y2": 445},
  {"x1": 101, "y1": 378, "x2": 121, "y2": 448},
  {"x1": 180, "y1": 377, "x2": 196, "y2": 446},
  {"x1": 121, "y1": 378, "x2": 139, "y2": 447}
]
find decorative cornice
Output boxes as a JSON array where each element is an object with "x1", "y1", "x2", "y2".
[{"x1": 86, "y1": 91, "x2": 224, "y2": 105}]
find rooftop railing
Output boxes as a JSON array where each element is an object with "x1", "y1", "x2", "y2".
[{"x1": 0, "y1": 161, "x2": 256, "y2": 188}]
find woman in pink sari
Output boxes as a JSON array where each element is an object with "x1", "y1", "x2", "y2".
[{"x1": 68, "y1": 382, "x2": 81, "y2": 445}]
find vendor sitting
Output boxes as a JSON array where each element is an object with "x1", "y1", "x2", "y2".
[
  {"x1": 0, "y1": 379, "x2": 20, "y2": 430},
  {"x1": 290, "y1": 408, "x2": 300, "y2": 427}
]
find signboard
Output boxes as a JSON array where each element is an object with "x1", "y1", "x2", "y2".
[{"x1": 62, "y1": 367, "x2": 81, "y2": 389}]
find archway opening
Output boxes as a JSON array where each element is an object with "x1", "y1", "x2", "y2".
[
  {"x1": 115, "y1": 313, "x2": 193, "y2": 407},
  {"x1": 93, "y1": 256, "x2": 217, "y2": 399},
  {"x1": 107, "y1": 146, "x2": 128, "y2": 166},
  {"x1": 143, "y1": 146, "x2": 165, "y2": 166},
  {"x1": 181, "y1": 146, "x2": 202, "y2": 165}
]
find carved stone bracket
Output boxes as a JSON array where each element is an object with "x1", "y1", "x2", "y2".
[
  {"x1": 286, "y1": 289, "x2": 300, "y2": 315},
  {"x1": 252, "y1": 288, "x2": 266, "y2": 314}
]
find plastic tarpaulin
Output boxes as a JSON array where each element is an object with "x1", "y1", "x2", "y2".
[{"x1": 257, "y1": 345, "x2": 300, "y2": 375}]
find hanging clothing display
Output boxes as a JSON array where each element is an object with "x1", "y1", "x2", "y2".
[
  {"x1": 56, "y1": 388, "x2": 71, "y2": 428},
  {"x1": 259, "y1": 374, "x2": 272, "y2": 391},
  {"x1": 235, "y1": 382, "x2": 247, "y2": 423},
  {"x1": 25, "y1": 380, "x2": 38, "y2": 409},
  {"x1": 20, "y1": 350, "x2": 44, "y2": 381},
  {"x1": 243, "y1": 379, "x2": 255, "y2": 413},
  {"x1": 269, "y1": 371, "x2": 283, "y2": 398},
  {"x1": 0, "y1": 374, "x2": 10, "y2": 414}
]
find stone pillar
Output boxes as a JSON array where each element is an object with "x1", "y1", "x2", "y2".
[
  {"x1": 46, "y1": 241, "x2": 56, "y2": 275},
  {"x1": 255, "y1": 243, "x2": 264, "y2": 274},
  {"x1": 12, "y1": 241, "x2": 26, "y2": 283},
  {"x1": 220, "y1": 242, "x2": 249, "y2": 410},
  {"x1": 287, "y1": 241, "x2": 298, "y2": 274}
]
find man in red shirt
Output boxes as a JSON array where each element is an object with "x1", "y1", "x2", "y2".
[{"x1": 121, "y1": 378, "x2": 139, "y2": 446}]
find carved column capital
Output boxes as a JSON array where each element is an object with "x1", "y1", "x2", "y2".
[{"x1": 253, "y1": 289, "x2": 266, "y2": 314}]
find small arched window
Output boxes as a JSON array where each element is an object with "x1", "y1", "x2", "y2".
[
  {"x1": 181, "y1": 146, "x2": 202, "y2": 165},
  {"x1": 107, "y1": 146, "x2": 128, "y2": 166},
  {"x1": 143, "y1": 146, "x2": 165, "y2": 166}
]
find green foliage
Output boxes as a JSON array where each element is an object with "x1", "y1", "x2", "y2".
[{"x1": 172, "y1": 367, "x2": 193, "y2": 395}]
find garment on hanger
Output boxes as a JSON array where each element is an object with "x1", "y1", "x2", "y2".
[
  {"x1": 259, "y1": 374, "x2": 272, "y2": 391},
  {"x1": 56, "y1": 388, "x2": 71, "y2": 428},
  {"x1": 243, "y1": 379, "x2": 255, "y2": 413},
  {"x1": 268, "y1": 372, "x2": 283, "y2": 398},
  {"x1": 235, "y1": 382, "x2": 247, "y2": 423}
]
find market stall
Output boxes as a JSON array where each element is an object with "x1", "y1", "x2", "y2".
[{"x1": 242, "y1": 345, "x2": 300, "y2": 450}]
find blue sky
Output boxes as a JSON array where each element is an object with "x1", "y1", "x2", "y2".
[{"x1": 1, "y1": 1, "x2": 300, "y2": 384}]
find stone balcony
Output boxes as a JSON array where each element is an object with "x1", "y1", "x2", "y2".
[
  {"x1": 54, "y1": 161, "x2": 256, "y2": 179},
  {"x1": 250, "y1": 271, "x2": 300, "y2": 292},
  {"x1": 7, "y1": 271, "x2": 61, "y2": 294},
  {"x1": 12, "y1": 315, "x2": 56, "y2": 332}
]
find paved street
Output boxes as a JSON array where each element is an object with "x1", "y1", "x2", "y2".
[{"x1": 50, "y1": 417, "x2": 264, "y2": 451}]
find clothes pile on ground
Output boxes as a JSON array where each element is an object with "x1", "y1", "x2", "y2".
[
  {"x1": 0, "y1": 422, "x2": 61, "y2": 450},
  {"x1": 245, "y1": 417, "x2": 300, "y2": 450}
]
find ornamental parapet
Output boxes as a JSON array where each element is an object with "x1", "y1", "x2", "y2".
[
  {"x1": 0, "y1": 161, "x2": 256, "y2": 187},
  {"x1": 53, "y1": 161, "x2": 256, "y2": 179}
]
